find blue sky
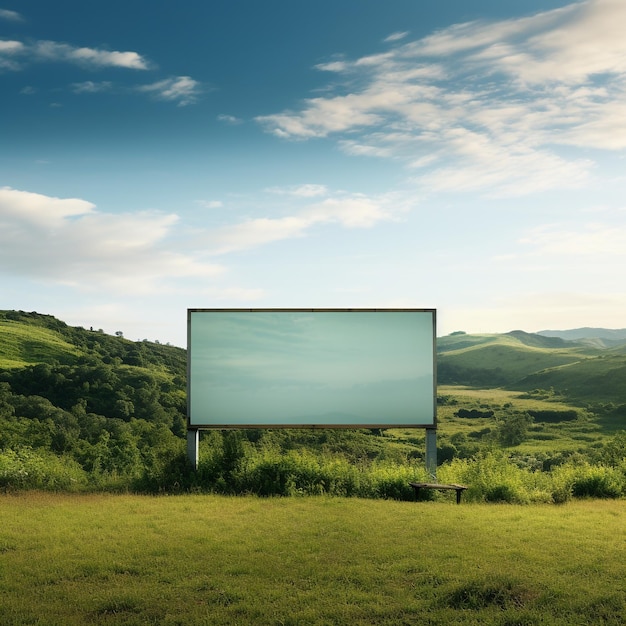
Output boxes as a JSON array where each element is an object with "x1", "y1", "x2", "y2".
[{"x1": 1, "y1": 0, "x2": 625, "y2": 346}]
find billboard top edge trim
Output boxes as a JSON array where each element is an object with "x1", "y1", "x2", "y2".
[
  {"x1": 188, "y1": 308, "x2": 436, "y2": 313},
  {"x1": 187, "y1": 423, "x2": 437, "y2": 430}
]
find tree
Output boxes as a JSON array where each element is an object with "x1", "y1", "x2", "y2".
[{"x1": 498, "y1": 412, "x2": 534, "y2": 446}]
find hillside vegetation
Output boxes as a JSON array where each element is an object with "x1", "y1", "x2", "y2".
[
  {"x1": 438, "y1": 329, "x2": 626, "y2": 406},
  {"x1": 1, "y1": 311, "x2": 625, "y2": 500},
  {"x1": 0, "y1": 310, "x2": 187, "y2": 489}
]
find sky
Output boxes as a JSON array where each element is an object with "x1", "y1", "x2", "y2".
[{"x1": 1, "y1": 0, "x2": 625, "y2": 346}]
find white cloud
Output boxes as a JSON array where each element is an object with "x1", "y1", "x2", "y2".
[
  {"x1": 217, "y1": 114, "x2": 243, "y2": 124},
  {"x1": 339, "y1": 140, "x2": 392, "y2": 158},
  {"x1": 0, "y1": 187, "x2": 222, "y2": 294},
  {"x1": 71, "y1": 80, "x2": 113, "y2": 94},
  {"x1": 265, "y1": 184, "x2": 329, "y2": 198},
  {"x1": 0, "y1": 39, "x2": 23, "y2": 70},
  {"x1": 0, "y1": 186, "x2": 95, "y2": 226},
  {"x1": 521, "y1": 222, "x2": 626, "y2": 256},
  {"x1": 207, "y1": 192, "x2": 395, "y2": 254},
  {"x1": 504, "y1": 0, "x2": 626, "y2": 84},
  {"x1": 384, "y1": 32, "x2": 409, "y2": 43},
  {"x1": 315, "y1": 60, "x2": 349, "y2": 73},
  {"x1": 305, "y1": 195, "x2": 391, "y2": 228},
  {"x1": 0, "y1": 38, "x2": 149, "y2": 71},
  {"x1": 0, "y1": 40, "x2": 23, "y2": 52},
  {"x1": 196, "y1": 200, "x2": 224, "y2": 209},
  {"x1": 0, "y1": 9, "x2": 22, "y2": 21},
  {"x1": 138, "y1": 76, "x2": 200, "y2": 106},
  {"x1": 256, "y1": 0, "x2": 626, "y2": 196},
  {"x1": 209, "y1": 215, "x2": 311, "y2": 254},
  {"x1": 257, "y1": 93, "x2": 384, "y2": 138},
  {"x1": 33, "y1": 40, "x2": 149, "y2": 69}
]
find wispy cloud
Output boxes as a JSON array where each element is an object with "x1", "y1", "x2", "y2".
[
  {"x1": 384, "y1": 31, "x2": 409, "y2": 43},
  {"x1": 207, "y1": 191, "x2": 398, "y2": 255},
  {"x1": 137, "y1": 75, "x2": 201, "y2": 106},
  {"x1": 0, "y1": 8, "x2": 23, "y2": 22},
  {"x1": 217, "y1": 114, "x2": 243, "y2": 124},
  {"x1": 257, "y1": 0, "x2": 626, "y2": 197},
  {"x1": 39, "y1": 40, "x2": 148, "y2": 69},
  {"x1": 71, "y1": 80, "x2": 113, "y2": 94},
  {"x1": 0, "y1": 38, "x2": 150, "y2": 71},
  {"x1": 521, "y1": 222, "x2": 626, "y2": 256},
  {"x1": 196, "y1": 200, "x2": 224, "y2": 209},
  {"x1": 0, "y1": 187, "x2": 222, "y2": 294},
  {"x1": 265, "y1": 184, "x2": 329, "y2": 198},
  {"x1": 0, "y1": 40, "x2": 22, "y2": 52},
  {"x1": 0, "y1": 39, "x2": 23, "y2": 70}
]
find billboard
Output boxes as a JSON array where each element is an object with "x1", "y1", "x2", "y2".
[{"x1": 187, "y1": 309, "x2": 436, "y2": 429}]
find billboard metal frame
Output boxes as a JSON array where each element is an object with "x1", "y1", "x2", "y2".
[{"x1": 186, "y1": 308, "x2": 438, "y2": 474}]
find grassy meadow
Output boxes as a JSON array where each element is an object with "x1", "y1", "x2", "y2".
[
  {"x1": 1, "y1": 316, "x2": 625, "y2": 623},
  {"x1": 1, "y1": 493, "x2": 625, "y2": 625},
  {"x1": 0, "y1": 319, "x2": 81, "y2": 369}
]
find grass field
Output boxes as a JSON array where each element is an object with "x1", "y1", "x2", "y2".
[
  {"x1": 432, "y1": 385, "x2": 621, "y2": 454},
  {"x1": 1, "y1": 494, "x2": 625, "y2": 625},
  {"x1": 0, "y1": 320, "x2": 80, "y2": 369}
]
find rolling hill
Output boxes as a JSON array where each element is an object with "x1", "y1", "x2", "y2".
[
  {"x1": 438, "y1": 329, "x2": 626, "y2": 407},
  {"x1": 3, "y1": 310, "x2": 626, "y2": 409},
  {"x1": 1, "y1": 310, "x2": 625, "y2": 491}
]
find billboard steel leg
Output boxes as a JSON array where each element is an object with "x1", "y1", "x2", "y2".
[
  {"x1": 425, "y1": 428, "x2": 437, "y2": 480},
  {"x1": 187, "y1": 429, "x2": 199, "y2": 470}
]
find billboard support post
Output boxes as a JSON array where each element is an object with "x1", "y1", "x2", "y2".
[
  {"x1": 425, "y1": 428, "x2": 437, "y2": 480},
  {"x1": 187, "y1": 429, "x2": 199, "y2": 470}
]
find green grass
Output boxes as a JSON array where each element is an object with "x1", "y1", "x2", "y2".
[
  {"x1": 432, "y1": 385, "x2": 619, "y2": 454},
  {"x1": 0, "y1": 320, "x2": 80, "y2": 368},
  {"x1": 0, "y1": 493, "x2": 625, "y2": 625},
  {"x1": 513, "y1": 355, "x2": 626, "y2": 405}
]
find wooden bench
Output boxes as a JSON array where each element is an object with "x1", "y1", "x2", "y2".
[{"x1": 409, "y1": 482, "x2": 468, "y2": 504}]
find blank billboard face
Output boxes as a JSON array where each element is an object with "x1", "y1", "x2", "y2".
[{"x1": 188, "y1": 309, "x2": 436, "y2": 428}]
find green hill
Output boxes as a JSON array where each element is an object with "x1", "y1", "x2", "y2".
[
  {"x1": 0, "y1": 316, "x2": 81, "y2": 368},
  {"x1": 437, "y1": 331, "x2": 597, "y2": 388},
  {"x1": 438, "y1": 329, "x2": 626, "y2": 408},
  {"x1": 1, "y1": 311, "x2": 625, "y2": 493},
  {"x1": 0, "y1": 310, "x2": 188, "y2": 488}
]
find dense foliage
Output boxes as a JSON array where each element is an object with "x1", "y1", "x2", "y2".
[
  {"x1": 0, "y1": 310, "x2": 186, "y2": 490},
  {"x1": 1, "y1": 310, "x2": 625, "y2": 501}
]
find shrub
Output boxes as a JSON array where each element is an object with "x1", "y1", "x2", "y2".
[
  {"x1": 550, "y1": 462, "x2": 624, "y2": 501},
  {"x1": 366, "y1": 462, "x2": 430, "y2": 500},
  {"x1": 0, "y1": 447, "x2": 87, "y2": 491},
  {"x1": 438, "y1": 452, "x2": 534, "y2": 503},
  {"x1": 571, "y1": 464, "x2": 623, "y2": 498}
]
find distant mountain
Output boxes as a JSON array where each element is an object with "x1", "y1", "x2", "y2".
[
  {"x1": 505, "y1": 330, "x2": 572, "y2": 349},
  {"x1": 538, "y1": 327, "x2": 626, "y2": 340},
  {"x1": 537, "y1": 328, "x2": 626, "y2": 349}
]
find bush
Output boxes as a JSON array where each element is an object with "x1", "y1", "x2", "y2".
[
  {"x1": 550, "y1": 462, "x2": 624, "y2": 501},
  {"x1": 438, "y1": 452, "x2": 542, "y2": 504},
  {"x1": 0, "y1": 448, "x2": 87, "y2": 491},
  {"x1": 194, "y1": 446, "x2": 431, "y2": 499},
  {"x1": 571, "y1": 465, "x2": 623, "y2": 498}
]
